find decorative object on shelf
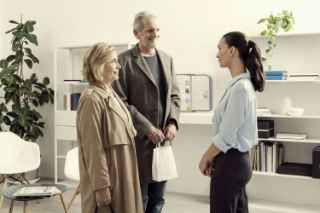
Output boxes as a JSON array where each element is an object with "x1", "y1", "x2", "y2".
[
  {"x1": 286, "y1": 107, "x2": 304, "y2": 116},
  {"x1": 257, "y1": 10, "x2": 295, "y2": 71},
  {"x1": 276, "y1": 133, "x2": 307, "y2": 140},
  {"x1": 0, "y1": 16, "x2": 54, "y2": 141},
  {"x1": 258, "y1": 119, "x2": 275, "y2": 139},
  {"x1": 257, "y1": 108, "x2": 272, "y2": 116}
]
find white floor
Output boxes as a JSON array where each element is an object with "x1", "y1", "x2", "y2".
[{"x1": 1, "y1": 181, "x2": 320, "y2": 213}]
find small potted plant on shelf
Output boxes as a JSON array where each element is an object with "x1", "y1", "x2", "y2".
[
  {"x1": 258, "y1": 10, "x2": 295, "y2": 73},
  {"x1": 0, "y1": 17, "x2": 54, "y2": 142}
]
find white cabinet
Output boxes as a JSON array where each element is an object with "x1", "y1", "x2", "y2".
[{"x1": 54, "y1": 43, "x2": 131, "y2": 183}]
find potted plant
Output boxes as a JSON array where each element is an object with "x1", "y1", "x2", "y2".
[
  {"x1": 0, "y1": 17, "x2": 54, "y2": 142},
  {"x1": 257, "y1": 10, "x2": 295, "y2": 71}
]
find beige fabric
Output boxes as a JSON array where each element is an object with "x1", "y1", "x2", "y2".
[
  {"x1": 113, "y1": 44, "x2": 181, "y2": 183},
  {"x1": 76, "y1": 83, "x2": 143, "y2": 213}
]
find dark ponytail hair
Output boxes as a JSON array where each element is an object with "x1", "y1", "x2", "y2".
[{"x1": 223, "y1": 31, "x2": 265, "y2": 92}]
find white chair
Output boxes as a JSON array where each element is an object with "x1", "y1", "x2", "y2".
[
  {"x1": 64, "y1": 147, "x2": 80, "y2": 210},
  {"x1": 0, "y1": 131, "x2": 41, "y2": 208}
]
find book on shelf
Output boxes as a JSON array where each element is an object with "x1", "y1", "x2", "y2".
[
  {"x1": 265, "y1": 70, "x2": 288, "y2": 80},
  {"x1": 63, "y1": 79, "x2": 82, "y2": 82},
  {"x1": 64, "y1": 93, "x2": 71, "y2": 111},
  {"x1": 254, "y1": 141, "x2": 284, "y2": 173},
  {"x1": 13, "y1": 186, "x2": 61, "y2": 197},
  {"x1": 265, "y1": 70, "x2": 288, "y2": 76},
  {"x1": 71, "y1": 93, "x2": 81, "y2": 111},
  {"x1": 288, "y1": 73, "x2": 320, "y2": 81}
]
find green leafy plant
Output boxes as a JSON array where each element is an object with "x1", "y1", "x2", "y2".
[
  {"x1": 0, "y1": 18, "x2": 54, "y2": 141},
  {"x1": 258, "y1": 10, "x2": 295, "y2": 71}
]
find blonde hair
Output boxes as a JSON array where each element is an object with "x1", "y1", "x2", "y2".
[{"x1": 82, "y1": 42, "x2": 115, "y2": 84}]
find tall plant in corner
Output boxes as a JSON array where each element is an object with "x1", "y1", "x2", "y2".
[
  {"x1": 258, "y1": 10, "x2": 295, "y2": 71},
  {"x1": 0, "y1": 18, "x2": 54, "y2": 141}
]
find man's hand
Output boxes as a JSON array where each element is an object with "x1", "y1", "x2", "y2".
[
  {"x1": 163, "y1": 124, "x2": 177, "y2": 141},
  {"x1": 147, "y1": 126, "x2": 165, "y2": 144},
  {"x1": 95, "y1": 188, "x2": 111, "y2": 207}
]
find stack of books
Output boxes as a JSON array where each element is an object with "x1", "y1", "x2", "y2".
[
  {"x1": 13, "y1": 186, "x2": 61, "y2": 197},
  {"x1": 264, "y1": 71, "x2": 288, "y2": 80}
]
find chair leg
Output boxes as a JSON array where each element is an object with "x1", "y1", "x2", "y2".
[
  {"x1": 21, "y1": 173, "x2": 31, "y2": 185},
  {"x1": 23, "y1": 201, "x2": 28, "y2": 213},
  {"x1": 9, "y1": 200, "x2": 14, "y2": 213},
  {"x1": 67, "y1": 184, "x2": 80, "y2": 210},
  {"x1": 60, "y1": 193, "x2": 68, "y2": 213},
  {"x1": 0, "y1": 175, "x2": 9, "y2": 208}
]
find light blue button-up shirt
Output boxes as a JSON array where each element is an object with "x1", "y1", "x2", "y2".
[{"x1": 212, "y1": 72, "x2": 258, "y2": 153}]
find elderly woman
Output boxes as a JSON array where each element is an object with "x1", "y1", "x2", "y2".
[{"x1": 76, "y1": 42, "x2": 143, "y2": 213}]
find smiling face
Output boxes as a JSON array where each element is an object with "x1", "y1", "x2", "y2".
[
  {"x1": 134, "y1": 16, "x2": 160, "y2": 50},
  {"x1": 102, "y1": 51, "x2": 121, "y2": 85},
  {"x1": 216, "y1": 37, "x2": 233, "y2": 68}
]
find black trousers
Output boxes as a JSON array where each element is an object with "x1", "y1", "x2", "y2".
[{"x1": 210, "y1": 149, "x2": 252, "y2": 213}]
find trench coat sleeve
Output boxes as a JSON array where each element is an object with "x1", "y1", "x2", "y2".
[
  {"x1": 78, "y1": 95, "x2": 110, "y2": 190},
  {"x1": 114, "y1": 57, "x2": 153, "y2": 139},
  {"x1": 167, "y1": 58, "x2": 180, "y2": 130}
]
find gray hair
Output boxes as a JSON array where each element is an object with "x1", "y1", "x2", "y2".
[{"x1": 133, "y1": 11, "x2": 156, "y2": 32}]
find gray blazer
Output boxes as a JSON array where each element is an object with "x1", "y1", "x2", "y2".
[{"x1": 112, "y1": 44, "x2": 180, "y2": 183}]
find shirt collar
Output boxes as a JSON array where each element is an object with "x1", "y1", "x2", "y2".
[{"x1": 227, "y1": 72, "x2": 250, "y2": 89}]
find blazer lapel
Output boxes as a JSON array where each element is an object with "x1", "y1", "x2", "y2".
[
  {"x1": 156, "y1": 49, "x2": 169, "y2": 95},
  {"x1": 132, "y1": 44, "x2": 157, "y2": 86}
]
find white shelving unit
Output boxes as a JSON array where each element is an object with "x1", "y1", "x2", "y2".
[
  {"x1": 249, "y1": 77, "x2": 320, "y2": 211},
  {"x1": 53, "y1": 43, "x2": 131, "y2": 183}
]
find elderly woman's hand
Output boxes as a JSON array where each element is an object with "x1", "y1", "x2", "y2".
[{"x1": 95, "y1": 187, "x2": 111, "y2": 207}]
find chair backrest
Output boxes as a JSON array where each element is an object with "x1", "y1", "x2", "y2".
[
  {"x1": 64, "y1": 147, "x2": 80, "y2": 181},
  {"x1": 0, "y1": 131, "x2": 41, "y2": 174}
]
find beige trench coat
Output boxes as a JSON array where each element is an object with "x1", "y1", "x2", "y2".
[
  {"x1": 113, "y1": 44, "x2": 181, "y2": 183},
  {"x1": 76, "y1": 83, "x2": 143, "y2": 213}
]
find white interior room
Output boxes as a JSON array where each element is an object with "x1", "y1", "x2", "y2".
[{"x1": 1, "y1": 0, "x2": 320, "y2": 212}]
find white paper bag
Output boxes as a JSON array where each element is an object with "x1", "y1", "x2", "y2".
[{"x1": 152, "y1": 142, "x2": 178, "y2": 182}]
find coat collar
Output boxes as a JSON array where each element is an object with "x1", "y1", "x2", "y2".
[
  {"x1": 132, "y1": 44, "x2": 169, "y2": 91},
  {"x1": 89, "y1": 83, "x2": 129, "y2": 124}
]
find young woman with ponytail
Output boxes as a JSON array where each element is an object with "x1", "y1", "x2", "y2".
[{"x1": 199, "y1": 31, "x2": 265, "y2": 213}]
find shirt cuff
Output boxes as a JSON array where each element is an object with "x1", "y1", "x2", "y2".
[{"x1": 213, "y1": 134, "x2": 231, "y2": 153}]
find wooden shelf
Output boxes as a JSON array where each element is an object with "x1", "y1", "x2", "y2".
[{"x1": 258, "y1": 137, "x2": 320, "y2": 144}]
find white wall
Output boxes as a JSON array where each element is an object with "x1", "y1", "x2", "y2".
[{"x1": 1, "y1": 0, "x2": 320, "y2": 183}]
